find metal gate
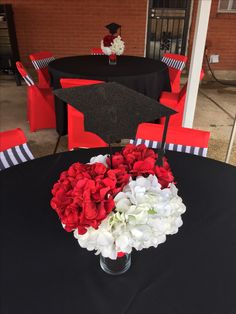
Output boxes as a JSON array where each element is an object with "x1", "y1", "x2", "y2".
[{"x1": 146, "y1": 0, "x2": 191, "y2": 60}]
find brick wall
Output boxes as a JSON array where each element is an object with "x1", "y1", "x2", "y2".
[
  {"x1": 1, "y1": 0, "x2": 235, "y2": 71},
  {"x1": 0, "y1": 0, "x2": 147, "y2": 66},
  {"x1": 187, "y1": 0, "x2": 236, "y2": 71}
]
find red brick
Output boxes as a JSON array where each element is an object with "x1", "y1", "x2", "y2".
[
  {"x1": 0, "y1": 0, "x2": 147, "y2": 68},
  {"x1": 187, "y1": 0, "x2": 236, "y2": 71},
  {"x1": 1, "y1": 0, "x2": 235, "y2": 71}
]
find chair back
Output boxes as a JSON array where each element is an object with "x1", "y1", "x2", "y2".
[
  {"x1": 0, "y1": 128, "x2": 34, "y2": 170},
  {"x1": 60, "y1": 78, "x2": 107, "y2": 150},
  {"x1": 161, "y1": 53, "x2": 187, "y2": 93},
  {"x1": 160, "y1": 68, "x2": 205, "y2": 127},
  {"x1": 29, "y1": 51, "x2": 55, "y2": 88},
  {"x1": 131, "y1": 123, "x2": 210, "y2": 157},
  {"x1": 60, "y1": 78, "x2": 102, "y2": 134},
  {"x1": 91, "y1": 48, "x2": 104, "y2": 55},
  {"x1": 29, "y1": 51, "x2": 55, "y2": 69},
  {"x1": 16, "y1": 62, "x2": 56, "y2": 132},
  {"x1": 16, "y1": 62, "x2": 35, "y2": 86},
  {"x1": 162, "y1": 53, "x2": 187, "y2": 71}
]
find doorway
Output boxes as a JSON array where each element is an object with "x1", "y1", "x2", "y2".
[{"x1": 146, "y1": 0, "x2": 191, "y2": 59}]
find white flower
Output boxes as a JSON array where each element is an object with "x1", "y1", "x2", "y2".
[
  {"x1": 116, "y1": 232, "x2": 132, "y2": 253},
  {"x1": 74, "y1": 171, "x2": 186, "y2": 259},
  {"x1": 101, "y1": 40, "x2": 112, "y2": 55},
  {"x1": 114, "y1": 192, "x2": 131, "y2": 212},
  {"x1": 101, "y1": 36, "x2": 125, "y2": 56},
  {"x1": 89, "y1": 154, "x2": 109, "y2": 166}
]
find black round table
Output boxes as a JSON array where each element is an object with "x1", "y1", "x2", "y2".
[
  {"x1": 1, "y1": 149, "x2": 236, "y2": 314},
  {"x1": 48, "y1": 56, "x2": 171, "y2": 136}
]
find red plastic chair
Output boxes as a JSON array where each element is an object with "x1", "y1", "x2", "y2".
[
  {"x1": 159, "y1": 69, "x2": 205, "y2": 127},
  {"x1": 161, "y1": 53, "x2": 188, "y2": 93},
  {"x1": 91, "y1": 48, "x2": 104, "y2": 55},
  {"x1": 131, "y1": 123, "x2": 210, "y2": 157},
  {"x1": 0, "y1": 128, "x2": 34, "y2": 170},
  {"x1": 16, "y1": 61, "x2": 56, "y2": 132},
  {"x1": 60, "y1": 78, "x2": 108, "y2": 150},
  {"x1": 29, "y1": 51, "x2": 55, "y2": 88},
  {"x1": 0, "y1": 128, "x2": 27, "y2": 151}
]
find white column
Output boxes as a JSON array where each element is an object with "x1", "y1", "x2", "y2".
[
  {"x1": 225, "y1": 114, "x2": 236, "y2": 163},
  {"x1": 183, "y1": 0, "x2": 212, "y2": 128},
  {"x1": 144, "y1": 0, "x2": 150, "y2": 57}
]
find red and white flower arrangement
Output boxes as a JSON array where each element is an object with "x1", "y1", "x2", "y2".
[
  {"x1": 51, "y1": 144, "x2": 186, "y2": 259},
  {"x1": 101, "y1": 34, "x2": 125, "y2": 56}
]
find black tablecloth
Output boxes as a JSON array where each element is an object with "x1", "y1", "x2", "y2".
[
  {"x1": 1, "y1": 149, "x2": 236, "y2": 314},
  {"x1": 48, "y1": 56, "x2": 171, "y2": 135}
]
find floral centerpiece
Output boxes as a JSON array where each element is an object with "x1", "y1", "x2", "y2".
[
  {"x1": 101, "y1": 35, "x2": 125, "y2": 65},
  {"x1": 101, "y1": 35, "x2": 125, "y2": 56},
  {"x1": 51, "y1": 144, "x2": 186, "y2": 273}
]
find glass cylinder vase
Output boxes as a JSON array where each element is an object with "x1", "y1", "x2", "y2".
[
  {"x1": 109, "y1": 53, "x2": 117, "y2": 65},
  {"x1": 100, "y1": 253, "x2": 131, "y2": 275}
]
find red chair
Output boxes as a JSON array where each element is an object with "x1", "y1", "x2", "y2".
[
  {"x1": 16, "y1": 61, "x2": 56, "y2": 132},
  {"x1": 159, "y1": 69, "x2": 205, "y2": 127},
  {"x1": 0, "y1": 128, "x2": 34, "y2": 171},
  {"x1": 29, "y1": 51, "x2": 55, "y2": 88},
  {"x1": 131, "y1": 123, "x2": 210, "y2": 157},
  {"x1": 161, "y1": 53, "x2": 187, "y2": 93},
  {"x1": 91, "y1": 48, "x2": 104, "y2": 55},
  {"x1": 60, "y1": 78, "x2": 108, "y2": 150}
]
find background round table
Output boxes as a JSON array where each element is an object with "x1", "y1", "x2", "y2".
[
  {"x1": 1, "y1": 149, "x2": 236, "y2": 314},
  {"x1": 48, "y1": 56, "x2": 171, "y2": 136}
]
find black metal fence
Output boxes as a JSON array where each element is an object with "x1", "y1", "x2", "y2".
[{"x1": 146, "y1": 0, "x2": 191, "y2": 60}]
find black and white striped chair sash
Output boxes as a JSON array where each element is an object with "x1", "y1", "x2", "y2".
[
  {"x1": 0, "y1": 143, "x2": 34, "y2": 171},
  {"x1": 161, "y1": 56, "x2": 186, "y2": 71},
  {"x1": 130, "y1": 138, "x2": 208, "y2": 157},
  {"x1": 32, "y1": 56, "x2": 55, "y2": 70},
  {"x1": 23, "y1": 74, "x2": 35, "y2": 86}
]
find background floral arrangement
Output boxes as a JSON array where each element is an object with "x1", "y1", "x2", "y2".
[
  {"x1": 101, "y1": 34, "x2": 125, "y2": 56},
  {"x1": 51, "y1": 144, "x2": 186, "y2": 259}
]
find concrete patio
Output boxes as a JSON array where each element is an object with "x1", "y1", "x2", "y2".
[{"x1": 0, "y1": 73, "x2": 235, "y2": 166}]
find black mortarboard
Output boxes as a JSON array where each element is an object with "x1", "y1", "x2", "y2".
[
  {"x1": 105, "y1": 22, "x2": 121, "y2": 35},
  {"x1": 54, "y1": 82, "x2": 176, "y2": 164}
]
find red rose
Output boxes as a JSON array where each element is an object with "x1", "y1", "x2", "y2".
[
  {"x1": 122, "y1": 144, "x2": 157, "y2": 170},
  {"x1": 51, "y1": 161, "x2": 122, "y2": 235},
  {"x1": 154, "y1": 157, "x2": 174, "y2": 188},
  {"x1": 103, "y1": 35, "x2": 115, "y2": 47},
  {"x1": 122, "y1": 144, "x2": 138, "y2": 167},
  {"x1": 138, "y1": 145, "x2": 156, "y2": 160},
  {"x1": 90, "y1": 163, "x2": 107, "y2": 177},
  {"x1": 107, "y1": 152, "x2": 125, "y2": 168},
  {"x1": 131, "y1": 157, "x2": 156, "y2": 177},
  {"x1": 107, "y1": 168, "x2": 130, "y2": 194},
  {"x1": 62, "y1": 207, "x2": 80, "y2": 232}
]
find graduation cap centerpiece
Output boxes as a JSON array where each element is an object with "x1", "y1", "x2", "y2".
[
  {"x1": 54, "y1": 82, "x2": 176, "y2": 165},
  {"x1": 51, "y1": 83, "x2": 186, "y2": 273},
  {"x1": 101, "y1": 22, "x2": 125, "y2": 65}
]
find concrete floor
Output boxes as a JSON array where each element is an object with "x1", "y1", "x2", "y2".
[{"x1": 0, "y1": 73, "x2": 235, "y2": 166}]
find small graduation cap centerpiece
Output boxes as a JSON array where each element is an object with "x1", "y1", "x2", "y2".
[
  {"x1": 101, "y1": 22, "x2": 124, "y2": 65},
  {"x1": 54, "y1": 82, "x2": 176, "y2": 165}
]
